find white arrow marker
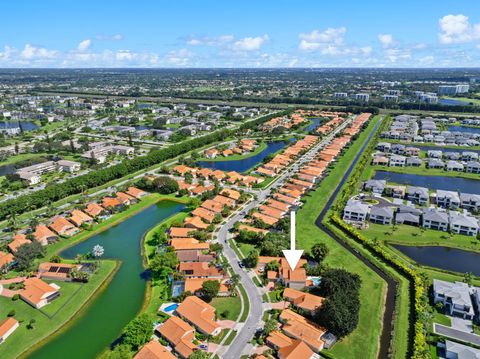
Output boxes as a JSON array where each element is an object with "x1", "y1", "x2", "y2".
[{"x1": 282, "y1": 211, "x2": 304, "y2": 270}]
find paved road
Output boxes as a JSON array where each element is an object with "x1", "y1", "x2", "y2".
[
  {"x1": 434, "y1": 323, "x2": 480, "y2": 346},
  {"x1": 218, "y1": 116, "x2": 355, "y2": 358}
]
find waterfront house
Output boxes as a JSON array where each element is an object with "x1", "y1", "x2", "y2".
[
  {"x1": 169, "y1": 227, "x2": 195, "y2": 238},
  {"x1": 432, "y1": 279, "x2": 475, "y2": 319},
  {"x1": 178, "y1": 262, "x2": 223, "y2": 279},
  {"x1": 175, "y1": 296, "x2": 222, "y2": 337},
  {"x1": 395, "y1": 212, "x2": 420, "y2": 226},
  {"x1": 0, "y1": 318, "x2": 19, "y2": 344},
  {"x1": 435, "y1": 190, "x2": 460, "y2": 209},
  {"x1": 444, "y1": 152, "x2": 461, "y2": 160},
  {"x1": 170, "y1": 238, "x2": 209, "y2": 252},
  {"x1": 84, "y1": 202, "x2": 105, "y2": 218},
  {"x1": 406, "y1": 157, "x2": 423, "y2": 167},
  {"x1": 102, "y1": 197, "x2": 122, "y2": 211},
  {"x1": 38, "y1": 262, "x2": 81, "y2": 281},
  {"x1": 449, "y1": 212, "x2": 479, "y2": 236},
  {"x1": 116, "y1": 191, "x2": 136, "y2": 206},
  {"x1": 376, "y1": 142, "x2": 391, "y2": 152},
  {"x1": 460, "y1": 193, "x2": 480, "y2": 212},
  {"x1": 279, "y1": 339, "x2": 319, "y2": 359},
  {"x1": 466, "y1": 161, "x2": 480, "y2": 174},
  {"x1": 69, "y1": 209, "x2": 93, "y2": 227},
  {"x1": 363, "y1": 180, "x2": 386, "y2": 194},
  {"x1": 20, "y1": 277, "x2": 60, "y2": 309},
  {"x1": 372, "y1": 155, "x2": 389, "y2": 166},
  {"x1": 126, "y1": 186, "x2": 147, "y2": 199},
  {"x1": 406, "y1": 186, "x2": 429, "y2": 205},
  {"x1": 343, "y1": 200, "x2": 370, "y2": 222},
  {"x1": 49, "y1": 216, "x2": 78, "y2": 237},
  {"x1": 33, "y1": 224, "x2": 58, "y2": 245},
  {"x1": 427, "y1": 150, "x2": 443, "y2": 158},
  {"x1": 405, "y1": 147, "x2": 420, "y2": 156},
  {"x1": 422, "y1": 208, "x2": 449, "y2": 231},
  {"x1": 389, "y1": 155, "x2": 406, "y2": 167},
  {"x1": 446, "y1": 160, "x2": 464, "y2": 172},
  {"x1": 427, "y1": 158, "x2": 445, "y2": 169},
  {"x1": 134, "y1": 340, "x2": 175, "y2": 359},
  {"x1": 462, "y1": 151, "x2": 479, "y2": 161},
  {"x1": 384, "y1": 185, "x2": 406, "y2": 199},
  {"x1": 156, "y1": 316, "x2": 196, "y2": 359},
  {"x1": 369, "y1": 206, "x2": 394, "y2": 225},
  {"x1": 391, "y1": 144, "x2": 406, "y2": 154}
]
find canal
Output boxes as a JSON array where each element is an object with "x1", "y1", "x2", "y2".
[
  {"x1": 197, "y1": 140, "x2": 290, "y2": 173},
  {"x1": 373, "y1": 171, "x2": 480, "y2": 195},
  {"x1": 29, "y1": 200, "x2": 185, "y2": 359},
  {"x1": 447, "y1": 125, "x2": 480, "y2": 135},
  {"x1": 393, "y1": 245, "x2": 480, "y2": 276}
]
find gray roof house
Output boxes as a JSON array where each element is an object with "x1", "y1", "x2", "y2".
[
  {"x1": 427, "y1": 150, "x2": 443, "y2": 158},
  {"x1": 363, "y1": 179, "x2": 386, "y2": 194},
  {"x1": 442, "y1": 340, "x2": 480, "y2": 359},
  {"x1": 395, "y1": 212, "x2": 420, "y2": 226},
  {"x1": 391, "y1": 144, "x2": 406, "y2": 154},
  {"x1": 422, "y1": 208, "x2": 449, "y2": 231},
  {"x1": 433, "y1": 279, "x2": 475, "y2": 319},
  {"x1": 427, "y1": 158, "x2": 445, "y2": 169},
  {"x1": 462, "y1": 151, "x2": 479, "y2": 161},
  {"x1": 449, "y1": 212, "x2": 479, "y2": 236},
  {"x1": 369, "y1": 206, "x2": 394, "y2": 225},
  {"x1": 460, "y1": 192, "x2": 480, "y2": 212},
  {"x1": 406, "y1": 186, "x2": 429, "y2": 205},
  {"x1": 389, "y1": 154, "x2": 406, "y2": 167},
  {"x1": 436, "y1": 190, "x2": 461, "y2": 209},
  {"x1": 406, "y1": 157, "x2": 423, "y2": 167},
  {"x1": 446, "y1": 160, "x2": 464, "y2": 172},
  {"x1": 443, "y1": 152, "x2": 461, "y2": 160},
  {"x1": 466, "y1": 161, "x2": 480, "y2": 174},
  {"x1": 343, "y1": 200, "x2": 370, "y2": 222},
  {"x1": 376, "y1": 142, "x2": 391, "y2": 152}
]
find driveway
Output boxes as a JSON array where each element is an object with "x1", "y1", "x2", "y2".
[{"x1": 451, "y1": 317, "x2": 473, "y2": 333}]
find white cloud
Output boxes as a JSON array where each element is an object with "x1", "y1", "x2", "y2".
[
  {"x1": 164, "y1": 48, "x2": 193, "y2": 66},
  {"x1": 21, "y1": 44, "x2": 57, "y2": 59},
  {"x1": 438, "y1": 14, "x2": 480, "y2": 44},
  {"x1": 77, "y1": 39, "x2": 92, "y2": 51},
  {"x1": 378, "y1": 34, "x2": 394, "y2": 47},
  {"x1": 419, "y1": 55, "x2": 435, "y2": 65},
  {"x1": 298, "y1": 28, "x2": 347, "y2": 52},
  {"x1": 232, "y1": 35, "x2": 269, "y2": 51},
  {"x1": 186, "y1": 35, "x2": 234, "y2": 46},
  {"x1": 112, "y1": 34, "x2": 123, "y2": 41}
]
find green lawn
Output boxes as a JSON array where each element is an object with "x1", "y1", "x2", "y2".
[
  {"x1": 238, "y1": 285, "x2": 249, "y2": 322},
  {"x1": 296, "y1": 116, "x2": 390, "y2": 359},
  {"x1": 432, "y1": 311, "x2": 451, "y2": 328},
  {"x1": 236, "y1": 241, "x2": 255, "y2": 258},
  {"x1": 0, "y1": 152, "x2": 48, "y2": 166},
  {"x1": 0, "y1": 260, "x2": 117, "y2": 359},
  {"x1": 211, "y1": 296, "x2": 242, "y2": 321}
]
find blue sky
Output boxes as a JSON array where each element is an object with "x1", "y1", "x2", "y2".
[{"x1": 1, "y1": 0, "x2": 480, "y2": 67}]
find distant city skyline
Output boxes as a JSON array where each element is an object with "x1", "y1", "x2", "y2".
[{"x1": 1, "y1": 0, "x2": 480, "y2": 68}]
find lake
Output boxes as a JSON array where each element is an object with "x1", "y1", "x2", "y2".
[
  {"x1": 197, "y1": 140, "x2": 290, "y2": 173},
  {"x1": 414, "y1": 145, "x2": 480, "y2": 154},
  {"x1": 393, "y1": 245, "x2": 480, "y2": 276},
  {"x1": 28, "y1": 201, "x2": 185, "y2": 359},
  {"x1": 439, "y1": 98, "x2": 471, "y2": 106},
  {"x1": 447, "y1": 125, "x2": 480, "y2": 135},
  {"x1": 304, "y1": 118, "x2": 322, "y2": 132},
  {"x1": 373, "y1": 171, "x2": 480, "y2": 194}
]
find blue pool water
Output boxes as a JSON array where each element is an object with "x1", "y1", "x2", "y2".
[{"x1": 164, "y1": 303, "x2": 179, "y2": 312}]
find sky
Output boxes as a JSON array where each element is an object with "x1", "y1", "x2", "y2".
[{"x1": 1, "y1": 0, "x2": 480, "y2": 68}]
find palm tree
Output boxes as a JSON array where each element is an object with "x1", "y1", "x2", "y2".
[
  {"x1": 229, "y1": 274, "x2": 240, "y2": 293},
  {"x1": 92, "y1": 244, "x2": 104, "y2": 265}
]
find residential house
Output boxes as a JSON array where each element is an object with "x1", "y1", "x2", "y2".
[
  {"x1": 126, "y1": 186, "x2": 147, "y2": 199},
  {"x1": 178, "y1": 262, "x2": 223, "y2": 279},
  {"x1": 406, "y1": 157, "x2": 423, "y2": 167},
  {"x1": 449, "y1": 212, "x2": 479, "y2": 236},
  {"x1": 460, "y1": 193, "x2": 480, "y2": 212},
  {"x1": 0, "y1": 318, "x2": 19, "y2": 344},
  {"x1": 279, "y1": 309, "x2": 326, "y2": 353},
  {"x1": 436, "y1": 190, "x2": 460, "y2": 209},
  {"x1": 422, "y1": 208, "x2": 449, "y2": 231},
  {"x1": 343, "y1": 200, "x2": 370, "y2": 222},
  {"x1": 134, "y1": 340, "x2": 175, "y2": 359},
  {"x1": 7, "y1": 234, "x2": 31, "y2": 253},
  {"x1": 369, "y1": 206, "x2": 394, "y2": 225},
  {"x1": 363, "y1": 180, "x2": 386, "y2": 194},
  {"x1": 427, "y1": 158, "x2": 445, "y2": 169},
  {"x1": 49, "y1": 216, "x2": 78, "y2": 236},
  {"x1": 57, "y1": 160, "x2": 81, "y2": 173},
  {"x1": 0, "y1": 251, "x2": 14, "y2": 272},
  {"x1": 33, "y1": 225, "x2": 58, "y2": 245},
  {"x1": 69, "y1": 210, "x2": 93, "y2": 227},
  {"x1": 433, "y1": 279, "x2": 475, "y2": 319},
  {"x1": 406, "y1": 186, "x2": 429, "y2": 205},
  {"x1": 20, "y1": 277, "x2": 60, "y2": 309},
  {"x1": 384, "y1": 185, "x2": 406, "y2": 199},
  {"x1": 38, "y1": 262, "x2": 81, "y2": 281},
  {"x1": 170, "y1": 238, "x2": 209, "y2": 252},
  {"x1": 442, "y1": 340, "x2": 480, "y2": 359},
  {"x1": 156, "y1": 316, "x2": 197, "y2": 359},
  {"x1": 175, "y1": 296, "x2": 222, "y2": 336},
  {"x1": 446, "y1": 160, "x2": 464, "y2": 172},
  {"x1": 283, "y1": 288, "x2": 325, "y2": 316},
  {"x1": 389, "y1": 155, "x2": 406, "y2": 167},
  {"x1": 279, "y1": 340, "x2": 320, "y2": 359},
  {"x1": 372, "y1": 155, "x2": 389, "y2": 166},
  {"x1": 466, "y1": 161, "x2": 480, "y2": 174},
  {"x1": 84, "y1": 203, "x2": 105, "y2": 218},
  {"x1": 102, "y1": 197, "x2": 123, "y2": 210}
]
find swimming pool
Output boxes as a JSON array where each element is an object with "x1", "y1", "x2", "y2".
[{"x1": 164, "y1": 303, "x2": 179, "y2": 312}]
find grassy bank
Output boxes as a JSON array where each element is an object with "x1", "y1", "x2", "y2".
[
  {"x1": 295, "y1": 116, "x2": 392, "y2": 359},
  {"x1": 0, "y1": 260, "x2": 118, "y2": 359}
]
